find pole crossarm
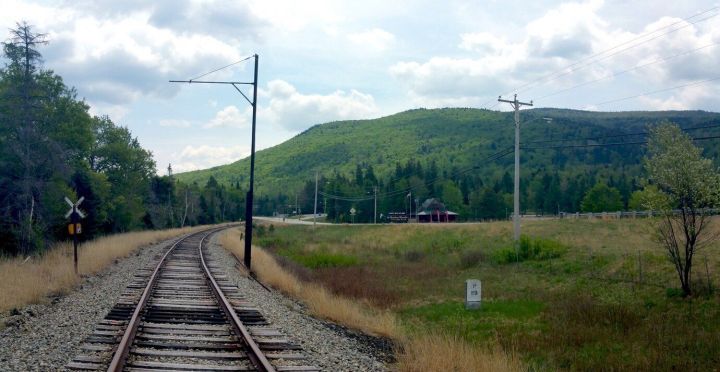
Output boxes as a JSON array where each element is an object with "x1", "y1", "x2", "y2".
[{"x1": 498, "y1": 94, "x2": 533, "y2": 108}]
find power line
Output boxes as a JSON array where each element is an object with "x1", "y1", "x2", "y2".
[
  {"x1": 318, "y1": 147, "x2": 514, "y2": 201},
  {"x1": 480, "y1": 6, "x2": 719, "y2": 109},
  {"x1": 594, "y1": 76, "x2": 720, "y2": 106},
  {"x1": 522, "y1": 134, "x2": 720, "y2": 150},
  {"x1": 537, "y1": 41, "x2": 720, "y2": 101},
  {"x1": 523, "y1": 122, "x2": 720, "y2": 145},
  {"x1": 511, "y1": 6, "x2": 720, "y2": 96}
]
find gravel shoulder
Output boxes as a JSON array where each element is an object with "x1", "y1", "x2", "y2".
[
  {"x1": 0, "y1": 236, "x2": 176, "y2": 371},
  {"x1": 0, "y1": 230, "x2": 393, "y2": 371}
]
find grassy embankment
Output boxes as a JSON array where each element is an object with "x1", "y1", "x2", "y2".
[
  {"x1": 0, "y1": 225, "x2": 212, "y2": 314},
  {"x1": 225, "y1": 219, "x2": 720, "y2": 371}
]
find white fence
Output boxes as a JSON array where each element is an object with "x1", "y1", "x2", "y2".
[{"x1": 517, "y1": 209, "x2": 720, "y2": 220}]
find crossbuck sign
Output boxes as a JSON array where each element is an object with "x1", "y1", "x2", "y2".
[
  {"x1": 65, "y1": 196, "x2": 86, "y2": 219},
  {"x1": 65, "y1": 196, "x2": 86, "y2": 274}
]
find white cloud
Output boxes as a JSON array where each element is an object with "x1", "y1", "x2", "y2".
[
  {"x1": 173, "y1": 144, "x2": 249, "y2": 172},
  {"x1": 637, "y1": 85, "x2": 717, "y2": 110},
  {"x1": 261, "y1": 80, "x2": 378, "y2": 131},
  {"x1": 248, "y1": 0, "x2": 341, "y2": 32},
  {"x1": 159, "y1": 119, "x2": 191, "y2": 128},
  {"x1": 459, "y1": 32, "x2": 508, "y2": 54},
  {"x1": 204, "y1": 106, "x2": 250, "y2": 129},
  {"x1": 390, "y1": 0, "x2": 720, "y2": 110},
  {"x1": 347, "y1": 28, "x2": 396, "y2": 52},
  {"x1": 2, "y1": 1, "x2": 247, "y2": 107}
]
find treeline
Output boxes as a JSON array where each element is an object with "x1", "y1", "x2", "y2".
[
  {"x1": 253, "y1": 158, "x2": 641, "y2": 223},
  {"x1": 0, "y1": 23, "x2": 241, "y2": 256}
]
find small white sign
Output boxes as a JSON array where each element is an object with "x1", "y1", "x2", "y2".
[
  {"x1": 465, "y1": 279, "x2": 481, "y2": 309},
  {"x1": 350, "y1": 207, "x2": 356, "y2": 215}
]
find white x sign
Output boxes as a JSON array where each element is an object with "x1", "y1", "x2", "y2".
[{"x1": 64, "y1": 196, "x2": 86, "y2": 219}]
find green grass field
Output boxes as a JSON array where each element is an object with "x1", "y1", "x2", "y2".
[{"x1": 254, "y1": 219, "x2": 720, "y2": 371}]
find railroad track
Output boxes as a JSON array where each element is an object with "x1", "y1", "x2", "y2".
[{"x1": 66, "y1": 227, "x2": 317, "y2": 371}]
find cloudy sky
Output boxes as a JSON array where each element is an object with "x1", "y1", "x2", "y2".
[{"x1": 2, "y1": 0, "x2": 720, "y2": 172}]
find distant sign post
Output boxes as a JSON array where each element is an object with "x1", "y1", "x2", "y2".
[
  {"x1": 350, "y1": 207, "x2": 356, "y2": 224},
  {"x1": 465, "y1": 279, "x2": 482, "y2": 309},
  {"x1": 65, "y1": 196, "x2": 86, "y2": 275}
]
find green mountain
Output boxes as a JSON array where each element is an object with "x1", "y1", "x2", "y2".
[{"x1": 177, "y1": 107, "x2": 720, "y2": 196}]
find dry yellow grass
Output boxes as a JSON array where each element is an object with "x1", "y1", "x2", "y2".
[
  {"x1": 397, "y1": 332, "x2": 522, "y2": 372},
  {"x1": 0, "y1": 225, "x2": 211, "y2": 313},
  {"x1": 220, "y1": 227, "x2": 525, "y2": 370},
  {"x1": 219, "y1": 228, "x2": 399, "y2": 338}
]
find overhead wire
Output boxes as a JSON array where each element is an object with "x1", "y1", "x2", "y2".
[
  {"x1": 537, "y1": 41, "x2": 720, "y2": 101},
  {"x1": 318, "y1": 146, "x2": 514, "y2": 201},
  {"x1": 189, "y1": 54, "x2": 255, "y2": 81},
  {"x1": 477, "y1": 5, "x2": 720, "y2": 109},
  {"x1": 593, "y1": 76, "x2": 720, "y2": 106},
  {"x1": 510, "y1": 6, "x2": 720, "y2": 96},
  {"x1": 522, "y1": 134, "x2": 720, "y2": 150},
  {"x1": 523, "y1": 122, "x2": 720, "y2": 145}
]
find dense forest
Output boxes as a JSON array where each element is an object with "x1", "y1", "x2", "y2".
[
  {"x1": 180, "y1": 108, "x2": 720, "y2": 224},
  {"x1": 0, "y1": 24, "x2": 243, "y2": 256}
]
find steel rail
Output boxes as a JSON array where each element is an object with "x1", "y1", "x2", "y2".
[
  {"x1": 199, "y1": 231, "x2": 276, "y2": 372},
  {"x1": 106, "y1": 230, "x2": 205, "y2": 372}
]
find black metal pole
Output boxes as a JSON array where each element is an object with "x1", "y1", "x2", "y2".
[
  {"x1": 72, "y1": 207, "x2": 78, "y2": 275},
  {"x1": 244, "y1": 54, "x2": 258, "y2": 270}
]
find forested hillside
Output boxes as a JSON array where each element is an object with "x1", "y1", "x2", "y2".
[
  {"x1": 0, "y1": 24, "x2": 242, "y2": 256},
  {"x1": 177, "y1": 107, "x2": 720, "y2": 223}
]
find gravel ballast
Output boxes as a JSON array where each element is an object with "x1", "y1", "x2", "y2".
[
  {"x1": 0, "y1": 236, "x2": 175, "y2": 371},
  {"x1": 0, "y1": 230, "x2": 392, "y2": 371}
]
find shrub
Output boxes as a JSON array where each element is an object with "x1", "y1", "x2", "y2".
[
  {"x1": 291, "y1": 251, "x2": 358, "y2": 269},
  {"x1": 493, "y1": 236, "x2": 567, "y2": 264},
  {"x1": 404, "y1": 250, "x2": 425, "y2": 262},
  {"x1": 460, "y1": 249, "x2": 485, "y2": 268},
  {"x1": 253, "y1": 224, "x2": 267, "y2": 237}
]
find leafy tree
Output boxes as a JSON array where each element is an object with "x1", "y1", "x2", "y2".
[
  {"x1": 645, "y1": 122, "x2": 720, "y2": 296},
  {"x1": 580, "y1": 182, "x2": 623, "y2": 212},
  {"x1": 0, "y1": 22, "x2": 69, "y2": 254},
  {"x1": 628, "y1": 184, "x2": 666, "y2": 211},
  {"x1": 440, "y1": 180, "x2": 463, "y2": 211},
  {"x1": 90, "y1": 116, "x2": 155, "y2": 231}
]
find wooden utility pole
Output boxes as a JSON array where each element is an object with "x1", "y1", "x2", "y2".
[
  {"x1": 374, "y1": 186, "x2": 377, "y2": 224},
  {"x1": 313, "y1": 172, "x2": 318, "y2": 228},
  {"x1": 498, "y1": 94, "x2": 532, "y2": 243}
]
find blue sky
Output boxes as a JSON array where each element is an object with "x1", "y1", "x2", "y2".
[{"x1": 2, "y1": 0, "x2": 720, "y2": 172}]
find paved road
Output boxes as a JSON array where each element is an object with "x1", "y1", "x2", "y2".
[{"x1": 255, "y1": 216, "x2": 332, "y2": 225}]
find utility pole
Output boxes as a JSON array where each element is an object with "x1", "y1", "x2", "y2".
[
  {"x1": 374, "y1": 186, "x2": 377, "y2": 224},
  {"x1": 407, "y1": 191, "x2": 412, "y2": 223},
  {"x1": 167, "y1": 163, "x2": 174, "y2": 227},
  {"x1": 313, "y1": 172, "x2": 318, "y2": 228},
  {"x1": 170, "y1": 54, "x2": 259, "y2": 270},
  {"x1": 498, "y1": 94, "x2": 532, "y2": 243}
]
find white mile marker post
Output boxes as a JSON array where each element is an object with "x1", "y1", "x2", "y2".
[{"x1": 465, "y1": 279, "x2": 482, "y2": 310}]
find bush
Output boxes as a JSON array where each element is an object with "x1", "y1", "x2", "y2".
[
  {"x1": 459, "y1": 249, "x2": 485, "y2": 268},
  {"x1": 253, "y1": 224, "x2": 267, "y2": 237},
  {"x1": 492, "y1": 236, "x2": 567, "y2": 264},
  {"x1": 404, "y1": 250, "x2": 425, "y2": 262},
  {"x1": 291, "y1": 251, "x2": 358, "y2": 269}
]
